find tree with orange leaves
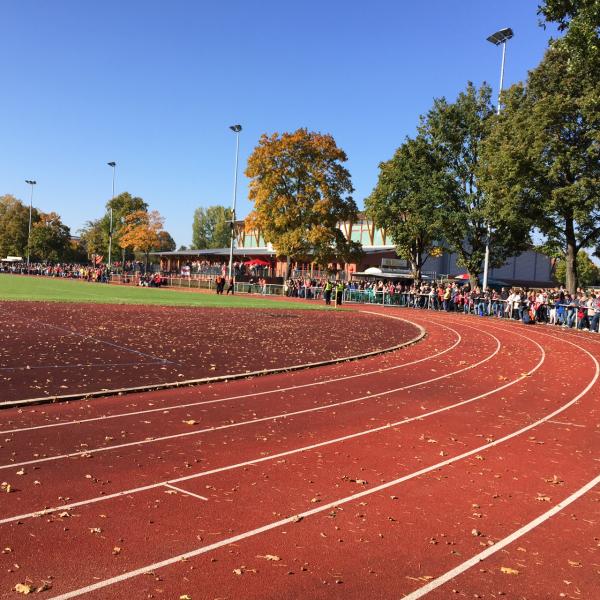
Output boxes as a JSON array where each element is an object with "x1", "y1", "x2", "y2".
[
  {"x1": 245, "y1": 128, "x2": 362, "y2": 276},
  {"x1": 118, "y1": 210, "x2": 165, "y2": 271}
]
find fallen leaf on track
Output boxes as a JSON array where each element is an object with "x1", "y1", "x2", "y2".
[
  {"x1": 14, "y1": 583, "x2": 34, "y2": 594},
  {"x1": 500, "y1": 567, "x2": 519, "y2": 575}
]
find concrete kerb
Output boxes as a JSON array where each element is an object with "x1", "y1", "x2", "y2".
[{"x1": 1, "y1": 315, "x2": 426, "y2": 409}]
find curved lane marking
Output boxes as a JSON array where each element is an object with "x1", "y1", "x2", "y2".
[
  {"x1": 400, "y1": 325, "x2": 600, "y2": 599},
  {"x1": 45, "y1": 325, "x2": 597, "y2": 600},
  {"x1": 1, "y1": 315, "x2": 442, "y2": 434},
  {"x1": 1, "y1": 323, "x2": 539, "y2": 524},
  {"x1": 0, "y1": 323, "x2": 501, "y2": 470}
]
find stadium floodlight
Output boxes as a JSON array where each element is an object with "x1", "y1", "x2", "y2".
[
  {"x1": 25, "y1": 180, "x2": 37, "y2": 270},
  {"x1": 486, "y1": 28, "x2": 513, "y2": 46},
  {"x1": 107, "y1": 162, "x2": 117, "y2": 271},
  {"x1": 482, "y1": 27, "x2": 514, "y2": 292},
  {"x1": 228, "y1": 125, "x2": 242, "y2": 280}
]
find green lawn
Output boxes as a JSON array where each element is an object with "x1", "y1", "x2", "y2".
[{"x1": 0, "y1": 274, "x2": 326, "y2": 310}]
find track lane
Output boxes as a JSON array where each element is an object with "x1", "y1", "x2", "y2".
[
  {"x1": 0, "y1": 321, "x2": 519, "y2": 519},
  {"x1": 2, "y1": 312, "x2": 596, "y2": 598},
  {"x1": 0, "y1": 315, "x2": 449, "y2": 431},
  {"x1": 1, "y1": 316, "x2": 596, "y2": 596}
]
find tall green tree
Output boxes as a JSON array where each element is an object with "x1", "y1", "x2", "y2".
[
  {"x1": 365, "y1": 136, "x2": 448, "y2": 281},
  {"x1": 0, "y1": 194, "x2": 40, "y2": 258},
  {"x1": 29, "y1": 212, "x2": 72, "y2": 262},
  {"x1": 554, "y1": 250, "x2": 600, "y2": 287},
  {"x1": 538, "y1": 0, "x2": 600, "y2": 71},
  {"x1": 191, "y1": 205, "x2": 232, "y2": 249},
  {"x1": 245, "y1": 128, "x2": 361, "y2": 276},
  {"x1": 419, "y1": 83, "x2": 532, "y2": 287},
  {"x1": 79, "y1": 219, "x2": 107, "y2": 260},
  {"x1": 479, "y1": 46, "x2": 599, "y2": 293}
]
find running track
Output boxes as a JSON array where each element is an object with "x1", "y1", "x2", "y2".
[{"x1": 0, "y1": 307, "x2": 599, "y2": 599}]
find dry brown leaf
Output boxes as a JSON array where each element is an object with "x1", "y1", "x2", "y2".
[
  {"x1": 182, "y1": 420, "x2": 198, "y2": 426},
  {"x1": 500, "y1": 566, "x2": 519, "y2": 575},
  {"x1": 14, "y1": 583, "x2": 34, "y2": 594}
]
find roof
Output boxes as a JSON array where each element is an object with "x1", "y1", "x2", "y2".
[{"x1": 152, "y1": 248, "x2": 276, "y2": 258}]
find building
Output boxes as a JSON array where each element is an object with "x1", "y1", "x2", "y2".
[{"x1": 154, "y1": 215, "x2": 554, "y2": 286}]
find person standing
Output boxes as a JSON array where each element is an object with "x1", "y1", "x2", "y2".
[
  {"x1": 226, "y1": 277, "x2": 234, "y2": 295},
  {"x1": 335, "y1": 280, "x2": 344, "y2": 307},
  {"x1": 324, "y1": 280, "x2": 333, "y2": 305}
]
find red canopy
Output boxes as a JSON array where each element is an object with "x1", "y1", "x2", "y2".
[{"x1": 244, "y1": 259, "x2": 270, "y2": 267}]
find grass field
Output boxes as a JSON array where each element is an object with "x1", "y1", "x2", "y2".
[{"x1": 0, "y1": 274, "x2": 326, "y2": 310}]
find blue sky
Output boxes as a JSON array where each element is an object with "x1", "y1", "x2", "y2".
[{"x1": 2, "y1": 0, "x2": 557, "y2": 247}]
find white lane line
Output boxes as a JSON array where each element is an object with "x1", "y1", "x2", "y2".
[
  {"x1": 0, "y1": 310, "x2": 178, "y2": 365},
  {"x1": 1, "y1": 315, "x2": 443, "y2": 435},
  {"x1": 548, "y1": 420, "x2": 586, "y2": 428},
  {"x1": 0, "y1": 361, "x2": 164, "y2": 371},
  {"x1": 163, "y1": 483, "x2": 208, "y2": 501},
  {"x1": 45, "y1": 335, "x2": 598, "y2": 600},
  {"x1": 0, "y1": 330, "x2": 541, "y2": 525},
  {"x1": 401, "y1": 473, "x2": 600, "y2": 599},
  {"x1": 0, "y1": 328, "x2": 502, "y2": 471}
]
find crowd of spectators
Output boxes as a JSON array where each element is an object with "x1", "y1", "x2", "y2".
[
  {"x1": 344, "y1": 280, "x2": 600, "y2": 331},
  {"x1": 0, "y1": 261, "x2": 110, "y2": 282},
  {"x1": 284, "y1": 277, "x2": 328, "y2": 298}
]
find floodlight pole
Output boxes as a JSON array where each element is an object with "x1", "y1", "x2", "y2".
[
  {"x1": 107, "y1": 162, "x2": 116, "y2": 271},
  {"x1": 25, "y1": 180, "x2": 37, "y2": 271},
  {"x1": 228, "y1": 125, "x2": 242, "y2": 280},
  {"x1": 482, "y1": 29, "x2": 512, "y2": 291}
]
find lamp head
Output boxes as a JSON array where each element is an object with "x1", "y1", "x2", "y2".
[
  {"x1": 229, "y1": 124, "x2": 242, "y2": 133},
  {"x1": 25, "y1": 180, "x2": 36, "y2": 185},
  {"x1": 107, "y1": 161, "x2": 116, "y2": 167},
  {"x1": 487, "y1": 28, "x2": 514, "y2": 45}
]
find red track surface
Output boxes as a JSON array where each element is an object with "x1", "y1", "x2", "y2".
[
  {"x1": 0, "y1": 307, "x2": 599, "y2": 599},
  {"x1": 0, "y1": 302, "x2": 417, "y2": 404}
]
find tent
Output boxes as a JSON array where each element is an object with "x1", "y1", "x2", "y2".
[{"x1": 244, "y1": 259, "x2": 270, "y2": 267}]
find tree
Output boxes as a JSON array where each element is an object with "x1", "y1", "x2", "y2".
[
  {"x1": 555, "y1": 250, "x2": 600, "y2": 287},
  {"x1": 420, "y1": 83, "x2": 532, "y2": 287},
  {"x1": 245, "y1": 128, "x2": 361, "y2": 276},
  {"x1": 157, "y1": 230, "x2": 176, "y2": 252},
  {"x1": 29, "y1": 212, "x2": 72, "y2": 262},
  {"x1": 365, "y1": 136, "x2": 448, "y2": 281},
  {"x1": 538, "y1": 0, "x2": 600, "y2": 71},
  {"x1": 104, "y1": 192, "x2": 149, "y2": 264},
  {"x1": 79, "y1": 219, "x2": 107, "y2": 261},
  {"x1": 191, "y1": 205, "x2": 232, "y2": 249},
  {"x1": 478, "y1": 46, "x2": 599, "y2": 293},
  {"x1": 118, "y1": 210, "x2": 165, "y2": 271},
  {"x1": 0, "y1": 194, "x2": 40, "y2": 258}
]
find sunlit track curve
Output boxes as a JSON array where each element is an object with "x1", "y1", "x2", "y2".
[
  {"x1": 42, "y1": 318, "x2": 600, "y2": 600},
  {"x1": 0, "y1": 320, "x2": 502, "y2": 471},
  {"x1": 0, "y1": 321, "x2": 544, "y2": 525},
  {"x1": 0, "y1": 314, "x2": 450, "y2": 434}
]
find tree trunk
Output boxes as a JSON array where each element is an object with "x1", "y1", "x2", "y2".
[
  {"x1": 565, "y1": 216, "x2": 578, "y2": 294},
  {"x1": 469, "y1": 273, "x2": 479, "y2": 290}
]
